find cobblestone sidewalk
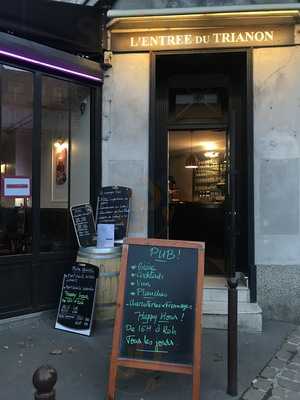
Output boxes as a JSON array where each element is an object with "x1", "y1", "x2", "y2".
[{"x1": 241, "y1": 326, "x2": 300, "y2": 400}]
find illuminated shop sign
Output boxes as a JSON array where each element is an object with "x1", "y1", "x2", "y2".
[{"x1": 111, "y1": 25, "x2": 294, "y2": 52}]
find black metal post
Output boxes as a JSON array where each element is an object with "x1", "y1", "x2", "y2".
[
  {"x1": 227, "y1": 276, "x2": 239, "y2": 396},
  {"x1": 33, "y1": 365, "x2": 57, "y2": 400}
]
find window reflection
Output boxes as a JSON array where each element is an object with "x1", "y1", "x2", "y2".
[
  {"x1": 41, "y1": 77, "x2": 91, "y2": 252},
  {"x1": 0, "y1": 70, "x2": 91, "y2": 256},
  {"x1": 0, "y1": 66, "x2": 33, "y2": 255},
  {"x1": 41, "y1": 78, "x2": 69, "y2": 252}
]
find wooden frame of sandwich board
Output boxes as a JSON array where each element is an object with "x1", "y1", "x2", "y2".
[{"x1": 107, "y1": 237, "x2": 205, "y2": 400}]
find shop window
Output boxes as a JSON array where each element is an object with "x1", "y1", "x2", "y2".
[
  {"x1": 40, "y1": 77, "x2": 90, "y2": 252},
  {"x1": 0, "y1": 68, "x2": 93, "y2": 256},
  {"x1": 0, "y1": 66, "x2": 33, "y2": 255}
]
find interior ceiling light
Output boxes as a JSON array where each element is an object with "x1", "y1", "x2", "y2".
[
  {"x1": 199, "y1": 141, "x2": 217, "y2": 151},
  {"x1": 204, "y1": 151, "x2": 219, "y2": 158},
  {"x1": 185, "y1": 153, "x2": 198, "y2": 169},
  {"x1": 185, "y1": 131, "x2": 198, "y2": 169}
]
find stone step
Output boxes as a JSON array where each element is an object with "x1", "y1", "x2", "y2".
[
  {"x1": 203, "y1": 286, "x2": 249, "y2": 303},
  {"x1": 202, "y1": 301, "x2": 262, "y2": 332}
]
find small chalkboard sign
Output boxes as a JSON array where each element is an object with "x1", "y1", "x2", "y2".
[
  {"x1": 70, "y1": 204, "x2": 96, "y2": 247},
  {"x1": 107, "y1": 238, "x2": 205, "y2": 400},
  {"x1": 55, "y1": 263, "x2": 99, "y2": 336},
  {"x1": 96, "y1": 186, "x2": 132, "y2": 241}
]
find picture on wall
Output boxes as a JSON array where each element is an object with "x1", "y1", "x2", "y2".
[{"x1": 51, "y1": 137, "x2": 68, "y2": 202}]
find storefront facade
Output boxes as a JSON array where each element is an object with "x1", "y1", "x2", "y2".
[
  {"x1": 0, "y1": 32, "x2": 102, "y2": 318},
  {"x1": 102, "y1": 1, "x2": 300, "y2": 323}
]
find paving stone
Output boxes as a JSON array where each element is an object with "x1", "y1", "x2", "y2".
[
  {"x1": 287, "y1": 337, "x2": 300, "y2": 346},
  {"x1": 252, "y1": 378, "x2": 272, "y2": 392},
  {"x1": 292, "y1": 327, "x2": 300, "y2": 337},
  {"x1": 276, "y1": 350, "x2": 293, "y2": 362},
  {"x1": 261, "y1": 367, "x2": 278, "y2": 379},
  {"x1": 278, "y1": 376, "x2": 300, "y2": 392},
  {"x1": 285, "y1": 391, "x2": 300, "y2": 400},
  {"x1": 282, "y1": 343, "x2": 298, "y2": 353},
  {"x1": 291, "y1": 355, "x2": 300, "y2": 365},
  {"x1": 288, "y1": 362, "x2": 300, "y2": 373},
  {"x1": 269, "y1": 358, "x2": 287, "y2": 370},
  {"x1": 271, "y1": 386, "x2": 287, "y2": 398},
  {"x1": 281, "y1": 369, "x2": 300, "y2": 382},
  {"x1": 242, "y1": 387, "x2": 266, "y2": 400}
]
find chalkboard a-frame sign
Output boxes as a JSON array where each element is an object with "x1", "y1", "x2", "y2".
[{"x1": 107, "y1": 238, "x2": 205, "y2": 400}]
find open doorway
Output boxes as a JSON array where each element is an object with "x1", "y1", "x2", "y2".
[
  {"x1": 169, "y1": 129, "x2": 227, "y2": 275},
  {"x1": 149, "y1": 50, "x2": 252, "y2": 280}
]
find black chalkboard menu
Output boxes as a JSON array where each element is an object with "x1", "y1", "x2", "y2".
[
  {"x1": 55, "y1": 263, "x2": 99, "y2": 336},
  {"x1": 70, "y1": 204, "x2": 96, "y2": 247},
  {"x1": 108, "y1": 238, "x2": 205, "y2": 400},
  {"x1": 96, "y1": 186, "x2": 132, "y2": 241},
  {"x1": 121, "y1": 244, "x2": 197, "y2": 363}
]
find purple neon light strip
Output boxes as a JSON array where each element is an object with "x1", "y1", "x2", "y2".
[{"x1": 0, "y1": 49, "x2": 102, "y2": 82}]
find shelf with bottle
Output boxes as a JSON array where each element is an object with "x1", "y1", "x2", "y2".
[{"x1": 193, "y1": 154, "x2": 226, "y2": 203}]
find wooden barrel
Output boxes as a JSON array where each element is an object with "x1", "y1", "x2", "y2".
[{"x1": 77, "y1": 245, "x2": 122, "y2": 321}]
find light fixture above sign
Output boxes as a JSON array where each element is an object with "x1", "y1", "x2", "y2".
[{"x1": 109, "y1": 10, "x2": 297, "y2": 53}]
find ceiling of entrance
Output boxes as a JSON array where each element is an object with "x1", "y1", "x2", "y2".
[
  {"x1": 169, "y1": 130, "x2": 226, "y2": 154},
  {"x1": 50, "y1": 0, "x2": 102, "y2": 6},
  {"x1": 112, "y1": 0, "x2": 300, "y2": 9}
]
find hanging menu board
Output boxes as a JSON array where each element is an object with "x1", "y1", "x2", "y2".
[
  {"x1": 107, "y1": 238, "x2": 205, "y2": 400},
  {"x1": 70, "y1": 204, "x2": 96, "y2": 247},
  {"x1": 96, "y1": 186, "x2": 132, "y2": 241},
  {"x1": 55, "y1": 263, "x2": 99, "y2": 336}
]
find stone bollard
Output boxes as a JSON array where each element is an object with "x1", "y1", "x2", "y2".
[{"x1": 33, "y1": 365, "x2": 57, "y2": 400}]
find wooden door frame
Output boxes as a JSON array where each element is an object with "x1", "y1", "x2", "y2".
[{"x1": 148, "y1": 48, "x2": 256, "y2": 302}]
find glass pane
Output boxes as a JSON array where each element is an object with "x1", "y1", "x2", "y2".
[
  {"x1": 41, "y1": 77, "x2": 70, "y2": 252},
  {"x1": 169, "y1": 88, "x2": 227, "y2": 124},
  {"x1": 70, "y1": 83, "x2": 90, "y2": 207},
  {"x1": 40, "y1": 77, "x2": 91, "y2": 252},
  {"x1": 168, "y1": 130, "x2": 226, "y2": 274},
  {"x1": 0, "y1": 66, "x2": 33, "y2": 255}
]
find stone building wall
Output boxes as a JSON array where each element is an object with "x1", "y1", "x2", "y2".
[
  {"x1": 102, "y1": 53, "x2": 150, "y2": 237},
  {"x1": 253, "y1": 46, "x2": 300, "y2": 322},
  {"x1": 102, "y1": 43, "x2": 300, "y2": 322}
]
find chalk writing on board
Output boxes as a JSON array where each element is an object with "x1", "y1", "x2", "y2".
[
  {"x1": 70, "y1": 204, "x2": 96, "y2": 247},
  {"x1": 55, "y1": 263, "x2": 98, "y2": 336},
  {"x1": 96, "y1": 186, "x2": 132, "y2": 240},
  {"x1": 120, "y1": 244, "x2": 197, "y2": 363}
]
